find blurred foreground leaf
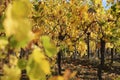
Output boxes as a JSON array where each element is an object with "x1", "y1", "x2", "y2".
[{"x1": 41, "y1": 36, "x2": 57, "y2": 57}]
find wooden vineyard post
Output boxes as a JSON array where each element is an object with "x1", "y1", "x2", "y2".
[
  {"x1": 57, "y1": 50, "x2": 62, "y2": 75},
  {"x1": 111, "y1": 48, "x2": 114, "y2": 64},
  {"x1": 100, "y1": 38, "x2": 105, "y2": 66},
  {"x1": 98, "y1": 38, "x2": 105, "y2": 80},
  {"x1": 87, "y1": 32, "x2": 90, "y2": 59},
  {"x1": 20, "y1": 69, "x2": 29, "y2": 80},
  {"x1": 98, "y1": 49, "x2": 100, "y2": 59}
]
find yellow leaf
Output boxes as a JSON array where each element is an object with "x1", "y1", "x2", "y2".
[
  {"x1": 106, "y1": 43, "x2": 114, "y2": 48},
  {"x1": 3, "y1": 65, "x2": 21, "y2": 80},
  {"x1": 78, "y1": 41, "x2": 87, "y2": 57},
  {"x1": 70, "y1": 71, "x2": 77, "y2": 78},
  {"x1": 57, "y1": 76, "x2": 64, "y2": 80},
  {"x1": 31, "y1": 48, "x2": 50, "y2": 74},
  {"x1": 32, "y1": 48, "x2": 45, "y2": 63},
  {"x1": 0, "y1": 39, "x2": 8, "y2": 49}
]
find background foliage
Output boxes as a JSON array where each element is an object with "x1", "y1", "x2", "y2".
[{"x1": 0, "y1": 0, "x2": 120, "y2": 80}]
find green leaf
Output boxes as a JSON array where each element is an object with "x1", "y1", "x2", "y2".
[
  {"x1": 9, "y1": 36, "x2": 18, "y2": 48},
  {"x1": 41, "y1": 36, "x2": 57, "y2": 57},
  {"x1": 17, "y1": 59, "x2": 27, "y2": 70},
  {"x1": 67, "y1": 13, "x2": 71, "y2": 18},
  {"x1": 111, "y1": 4, "x2": 116, "y2": 12}
]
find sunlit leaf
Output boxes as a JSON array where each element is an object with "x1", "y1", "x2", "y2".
[
  {"x1": 0, "y1": 38, "x2": 8, "y2": 49},
  {"x1": 27, "y1": 47, "x2": 50, "y2": 80},
  {"x1": 3, "y1": 0, "x2": 33, "y2": 48},
  {"x1": 3, "y1": 65, "x2": 21, "y2": 80}
]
